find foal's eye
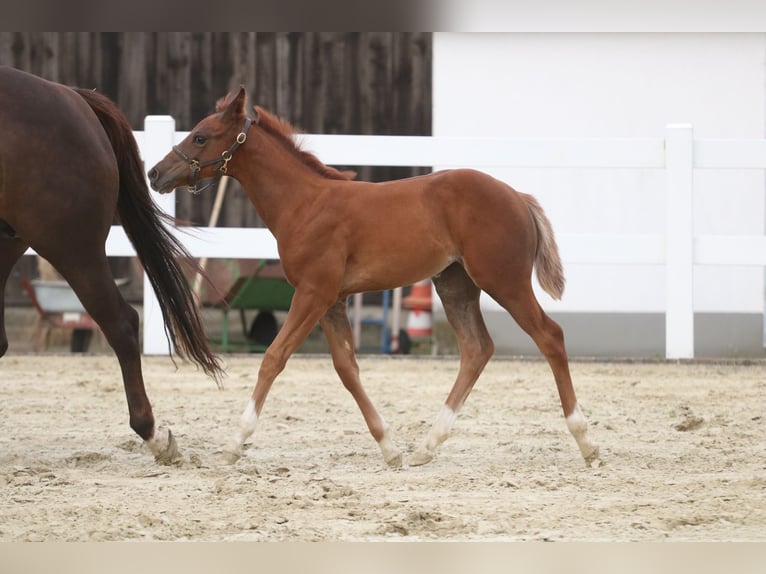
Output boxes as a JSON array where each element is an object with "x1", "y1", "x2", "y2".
[{"x1": 192, "y1": 134, "x2": 207, "y2": 145}]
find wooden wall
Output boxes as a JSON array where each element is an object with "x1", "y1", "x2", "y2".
[
  {"x1": 0, "y1": 32, "x2": 431, "y2": 226},
  {"x1": 0, "y1": 33, "x2": 431, "y2": 302}
]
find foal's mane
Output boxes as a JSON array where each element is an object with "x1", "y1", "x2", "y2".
[{"x1": 216, "y1": 95, "x2": 353, "y2": 181}]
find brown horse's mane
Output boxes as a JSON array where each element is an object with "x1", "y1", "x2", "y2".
[{"x1": 216, "y1": 95, "x2": 353, "y2": 181}]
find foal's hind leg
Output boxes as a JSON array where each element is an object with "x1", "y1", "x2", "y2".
[
  {"x1": 410, "y1": 264, "x2": 495, "y2": 466},
  {"x1": 489, "y1": 283, "x2": 600, "y2": 466},
  {"x1": 321, "y1": 299, "x2": 402, "y2": 467},
  {"x1": 40, "y1": 245, "x2": 179, "y2": 463}
]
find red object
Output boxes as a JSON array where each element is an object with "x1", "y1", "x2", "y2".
[
  {"x1": 403, "y1": 280, "x2": 433, "y2": 338},
  {"x1": 403, "y1": 280, "x2": 432, "y2": 311}
]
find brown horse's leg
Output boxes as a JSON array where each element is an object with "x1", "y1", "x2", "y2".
[
  {"x1": 221, "y1": 289, "x2": 332, "y2": 464},
  {"x1": 42, "y1": 246, "x2": 179, "y2": 464},
  {"x1": 319, "y1": 299, "x2": 402, "y2": 467},
  {"x1": 489, "y1": 282, "x2": 600, "y2": 466},
  {"x1": 410, "y1": 264, "x2": 495, "y2": 466},
  {"x1": 0, "y1": 237, "x2": 29, "y2": 357}
]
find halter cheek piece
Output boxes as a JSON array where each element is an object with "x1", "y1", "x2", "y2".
[{"x1": 172, "y1": 116, "x2": 253, "y2": 194}]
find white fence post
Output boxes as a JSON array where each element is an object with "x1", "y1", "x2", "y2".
[
  {"x1": 141, "y1": 116, "x2": 177, "y2": 355},
  {"x1": 665, "y1": 124, "x2": 695, "y2": 359}
]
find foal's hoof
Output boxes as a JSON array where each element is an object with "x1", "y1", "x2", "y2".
[
  {"x1": 378, "y1": 432, "x2": 403, "y2": 469},
  {"x1": 408, "y1": 448, "x2": 434, "y2": 467},
  {"x1": 584, "y1": 446, "x2": 603, "y2": 468},
  {"x1": 385, "y1": 452, "x2": 403, "y2": 469},
  {"x1": 149, "y1": 427, "x2": 180, "y2": 465},
  {"x1": 220, "y1": 449, "x2": 242, "y2": 466}
]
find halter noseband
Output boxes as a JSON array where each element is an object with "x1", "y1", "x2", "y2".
[{"x1": 172, "y1": 116, "x2": 253, "y2": 194}]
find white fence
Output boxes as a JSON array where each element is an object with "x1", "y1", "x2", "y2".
[{"x1": 25, "y1": 116, "x2": 766, "y2": 359}]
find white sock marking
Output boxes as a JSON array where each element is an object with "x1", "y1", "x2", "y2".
[
  {"x1": 566, "y1": 402, "x2": 599, "y2": 460},
  {"x1": 227, "y1": 399, "x2": 258, "y2": 455},
  {"x1": 426, "y1": 404, "x2": 458, "y2": 451},
  {"x1": 566, "y1": 403, "x2": 588, "y2": 436}
]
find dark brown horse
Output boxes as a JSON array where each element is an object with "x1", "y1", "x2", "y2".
[
  {"x1": 149, "y1": 87, "x2": 601, "y2": 468},
  {"x1": 0, "y1": 67, "x2": 222, "y2": 463}
]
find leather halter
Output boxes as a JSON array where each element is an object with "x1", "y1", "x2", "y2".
[{"x1": 172, "y1": 116, "x2": 253, "y2": 194}]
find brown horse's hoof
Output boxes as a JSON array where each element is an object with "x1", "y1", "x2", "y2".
[{"x1": 151, "y1": 427, "x2": 180, "y2": 465}]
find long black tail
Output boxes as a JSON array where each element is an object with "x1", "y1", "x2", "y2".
[{"x1": 74, "y1": 87, "x2": 223, "y2": 381}]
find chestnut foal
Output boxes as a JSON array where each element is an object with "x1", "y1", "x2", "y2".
[{"x1": 149, "y1": 88, "x2": 600, "y2": 469}]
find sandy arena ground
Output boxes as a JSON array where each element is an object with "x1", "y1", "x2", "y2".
[{"x1": 0, "y1": 353, "x2": 764, "y2": 541}]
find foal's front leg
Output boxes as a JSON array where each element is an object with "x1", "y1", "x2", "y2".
[
  {"x1": 320, "y1": 300, "x2": 402, "y2": 468},
  {"x1": 221, "y1": 290, "x2": 330, "y2": 464}
]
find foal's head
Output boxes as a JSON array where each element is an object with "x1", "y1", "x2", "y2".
[
  {"x1": 148, "y1": 86, "x2": 355, "y2": 195},
  {"x1": 148, "y1": 86, "x2": 252, "y2": 195}
]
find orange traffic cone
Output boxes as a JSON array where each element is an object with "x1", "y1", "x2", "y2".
[{"x1": 403, "y1": 279, "x2": 432, "y2": 338}]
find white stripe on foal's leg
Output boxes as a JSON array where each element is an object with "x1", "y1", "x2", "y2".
[
  {"x1": 566, "y1": 402, "x2": 601, "y2": 467},
  {"x1": 409, "y1": 404, "x2": 458, "y2": 467},
  {"x1": 221, "y1": 399, "x2": 258, "y2": 465}
]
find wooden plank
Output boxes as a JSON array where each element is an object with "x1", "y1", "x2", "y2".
[
  {"x1": 390, "y1": 32, "x2": 431, "y2": 182},
  {"x1": 365, "y1": 32, "x2": 392, "y2": 134},
  {"x1": 323, "y1": 32, "x2": 349, "y2": 134},
  {"x1": 283, "y1": 33, "x2": 304, "y2": 126},
  {"x1": 190, "y1": 32, "x2": 214, "y2": 123},
  {"x1": 99, "y1": 33, "x2": 120, "y2": 102},
  {"x1": 409, "y1": 32, "x2": 432, "y2": 135},
  {"x1": 77, "y1": 33, "x2": 101, "y2": 89},
  {"x1": 275, "y1": 33, "x2": 291, "y2": 119},
  {"x1": 118, "y1": 32, "x2": 148, "y2": 126},
  {"x1": 303, "y1": 33, "x2": 325, "y2": 133},
  {"x1": 56, "y1": 33, "x2": 78, "y2": 86},
  {"x1": 28, "y1": 32, "x2": 59, "y2": 81},
  {"x1": 210, "y1": 33, "x2": 232, "y2": 96},
  {"x1": 0, "y1": 33, "x2": 13, "y2": 65},
  {"x1": 166, "y1": 32, "x2": 192, "y2": 129},
  {"x1": 12, "y1": 33, "x2": 31, "y2": 70},
  {"x1": 232, "y1": 32, "x2": 257, "y2": 96}
]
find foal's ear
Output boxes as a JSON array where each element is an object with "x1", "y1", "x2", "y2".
[{"x1": 222, "y1": 86, "x2": 247, "y2": 121}]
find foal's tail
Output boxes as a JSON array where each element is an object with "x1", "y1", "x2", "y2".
[
  {"x1": 521, "y1": 193, "x2": 565, "y2": 300},
  {"x1": 74, "y1": 87, "x2": 224, "y2": 382}
]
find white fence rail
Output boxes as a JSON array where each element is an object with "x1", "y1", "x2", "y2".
[{"x1": 23, "y1": 116, "x2": 766, "y2": 359}]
